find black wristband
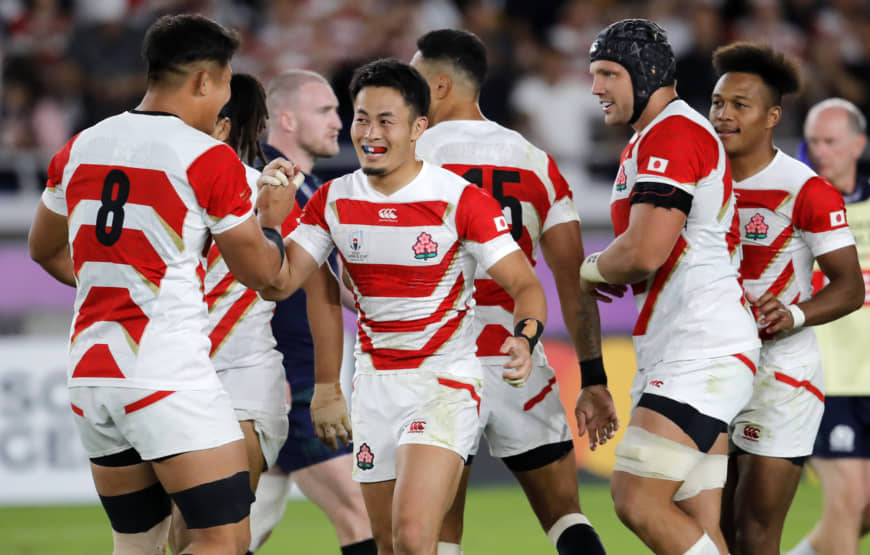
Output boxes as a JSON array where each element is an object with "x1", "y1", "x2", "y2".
[
  {"x1": 513, "y1": 318, "x2": 544, "y2": 353},
  {"x1": 580, "y1": 356, "x2": 607, "y2": 388},
  {"x1": 262, "y1": 227, "x2": 285, "y2": 266}
]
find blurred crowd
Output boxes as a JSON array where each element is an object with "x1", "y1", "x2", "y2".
[{"x1": 1, "y1": 0, "x2": 869, "y2": 193}]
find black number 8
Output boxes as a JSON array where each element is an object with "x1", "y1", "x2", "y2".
[{"x1": 95, "y1": 169, "x2": 130, "y2": 246}]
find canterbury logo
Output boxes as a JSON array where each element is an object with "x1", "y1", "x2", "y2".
[
  {"x1": 742, "y1": 425, "x2": 760, "y2": 441},
  {"x1": 379, "y1": 208, "x2": 397, "y2": 219},
  {"x1": 408, "y1": 420, "x2": 426, "y2": 433}
]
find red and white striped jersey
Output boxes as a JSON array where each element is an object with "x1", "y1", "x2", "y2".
[
  {"x1": 737, "y1": 149, "x2": 854, "y2": 357},
  {"x1": 41, "y1": 111, "x2": 254, "y2": 390},
  {"x1": 611, "y1": 99, "x2": 760, "y2": 369},
  {"x1": 290, "y1": 162, "x2": 519, "y2": 378},
  {"x1": 416, "y1": 119, "x2": 578, "y2": 362},
  {"x1": 203, "y1": 165, "x2": 282, "y2": 373}
]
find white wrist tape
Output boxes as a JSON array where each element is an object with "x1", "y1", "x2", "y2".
[
  {"x1": 788, "y1": 304, "x2": 806, "y2": 329},
  {"x1": 580, "y1": 252, "x2": 606, "y2": 283}
]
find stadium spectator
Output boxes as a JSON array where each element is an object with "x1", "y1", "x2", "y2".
[
  {"x1": 787, "y1": 98, "x2": 870, "y2": 555},
  {"x1": 580, "y1": 19, "x2": 761, "y2": 555},
  {"x1": 247, "y1": 68, "x2": 376, "y2": 555},
  {"x1": 259, "y1": 58, "x2": 548, "y2": 555},
  {"x1": 710, "y1": 43, "x2": 864, "y2": 555},
  {"x1": 411, "y1": 28, "x2": 613, "y2": 555},
  {"x1": 27, "y1": 14, "x2": 298, "y2": 554}
]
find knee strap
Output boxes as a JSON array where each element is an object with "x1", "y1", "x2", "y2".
[
  {"x1": 171, "y1": 471, "x2": 254, "y2": 529},
  {"x1": 614, "y1": 426, "x2": 704, "y2": 482},
  {"x1": 673, "y1": 453, "x2": 728, "y2": 501},
  {"x1": 99, "y1": 482, "x2": 171, "y2": 534}
]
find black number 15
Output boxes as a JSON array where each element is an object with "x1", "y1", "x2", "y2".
[{"x1": 462, "y1": 168, "x2": 523, "y2": 241}]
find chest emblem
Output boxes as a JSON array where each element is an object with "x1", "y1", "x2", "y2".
[
  {"x1": 413, "y1": 232, "x2": 438, "y2": 260},
  {"x1": 745, "y1": 213, "x2": 769, "y2": 240},
  {"x1": 615, "y1": 165, "x2": 627, "y2": 192}
]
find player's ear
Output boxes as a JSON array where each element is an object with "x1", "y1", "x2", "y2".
[
  {"x1": 435, "y1": 74, "x2": 452, "y2": 99},
  {"x1": 280, "y1": 111, "x2": 296, "y2": 133},
  {"x1": 213, "y1": 117, "x2": 231, "y2": 141},
  {"x1": 766, "y1": 105, "x2": 782, "y2": 129},
  {"x1": 410, "y1": 115, "x2": 428, "y2": 141},
  {"x1": 193, "y1": 69, "x2": 209, "y2": 97}
]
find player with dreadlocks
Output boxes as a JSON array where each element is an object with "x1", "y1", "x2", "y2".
[
  {"x1": 580, "y1": 19, "x2": 761, "y2": 555},
  {"x1": 169, "y1": 72, "x2": 345, "y2": 554}
]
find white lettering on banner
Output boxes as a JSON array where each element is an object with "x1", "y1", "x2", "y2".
[{"x1": 0, "y1": 337, "x2": 96, "y2": 506}]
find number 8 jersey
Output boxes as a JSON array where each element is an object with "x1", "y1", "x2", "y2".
[
  {"x1": 416, "y1": 119, "x2": 579, "y2": 362},
  {"x1": 41, "y1": 111, "x2": 255, "y2": 390}
]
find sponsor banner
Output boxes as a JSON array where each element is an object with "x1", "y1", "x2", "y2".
[{"x1": 0, "y1": 337, "x2": 97, "y2": 506}]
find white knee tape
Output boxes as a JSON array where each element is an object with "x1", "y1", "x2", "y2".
[
  {"x1": 683, "y1": 532, "x2": 719, "y2": 555},
  {"x1": 112, "y1": 515, "x2": 170, "y2": 555},
  {"x1": 248, "y1": 473, "x2": 293, "y2": 551},
  {"x1": 437, "y1": 541, "x2": 464, "y2": 555},
  {"x1": 546, "y1": 513, "x2": 591, "y2": 547},
  {"x1": 614, "y1": 427, "x2": 705, "y2": 482},
  {"x1": 673, "y1": 453, "x2": 728, "y2": 502}
]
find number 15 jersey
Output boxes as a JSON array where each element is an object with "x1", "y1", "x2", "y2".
[
  {"x1": 416, "y1": 119, "x2": 579, "y2": 362},
  {"x1": 41, "y1": 111, "x2": 255, "y2": 390}
]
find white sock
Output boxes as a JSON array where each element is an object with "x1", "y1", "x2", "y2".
[
  {"x1": 785, "y1": 537, "x2": 820, "y2": 555},
  {"x1": 683, "y1": 532, "x2": 719, "y2": 555},
  {"x1": 248, "y1": 473, "x2": 292, "y2": 551},
  {"x1": 437, "y1": 541, "x2": 463, "y2": 555},
  {"x1": 546, "y1": 513, "x2": 592, "y2": 547}
]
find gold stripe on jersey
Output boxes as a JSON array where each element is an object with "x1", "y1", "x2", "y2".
[
  {"x1": 209, "y1": 280, "x2": 240, "y2": 314},
  {"x1": 157, "y1": 211, "x2": 184, "y2": 252}
]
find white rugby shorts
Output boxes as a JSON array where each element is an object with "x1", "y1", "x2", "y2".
[
  {"x1": 350, "y1": 371, "x2": 482, "y2": 483},
  {"x1": 629, "y1": 350, "x2": 759, "y2": 425},
  {"x1": 470, "y1": 358, "x2": 571, "y2": 458},
  {"x1": 69, "y1": 385, "x2": 243, "y2": 461},
  {"x1": 731, "y1": 345, "x2": 824, "y2": 458}
]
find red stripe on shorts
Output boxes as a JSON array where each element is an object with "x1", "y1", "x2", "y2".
[
  {"x1": 524, "y1": 377, "x2": 557, "y2": 411},
  {"x1": 774, "y1": 372, "x2": 824, "y2": 403},
  {"x1": 71, "y1": 403, "x2": 83, "y2": 417},
  {"x1": 124, "y1": 390, "x2": 175, "y2": 414},
  {"x1": 732, "y1": 353, "x2": 757, "y2": 375},
  {"x1": 437, "y1": 377, "x2": 481, "y2": 414}
]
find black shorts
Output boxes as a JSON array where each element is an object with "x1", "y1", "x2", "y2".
[{"x1": 813, "y1": 396, "x2": 870, "y2": 458}]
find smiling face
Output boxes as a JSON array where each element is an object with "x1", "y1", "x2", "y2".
[
  {"x1": 590, "y1": 59, "x2": 634, "y2": 126},
  {"x1": 709, "y1": 72, "x2": 778, "y2": 159},
  {"x1": 350, "y1": 86, "x2": 427, "y2": 183}
]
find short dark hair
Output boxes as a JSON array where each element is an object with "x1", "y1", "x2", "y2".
[
  {"x1": 349, "y1": 58, "x2": 430, "y2": 119},
  {"x1": 416, "y1": 29, "x2": 488, "y2": 91},
  {"x1": 712, "y1": 42, "x2": 800, "y2": 106},
  {"x1": 219, "y1": 73, "x2": 267, "y2": 166},
  {"x1": 141, "y1": 14, "x2": 240, "y2": 84}
]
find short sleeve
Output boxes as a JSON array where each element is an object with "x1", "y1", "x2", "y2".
[
  {"x1": 455, "y1": 185, "x2": 519, "y2": 270},
  {"x1": 636, "y1": 116, "x2": 720, "y2": 196},
  {"x1": 289, "y1": 182, "x2": 334, "y2": 266},
  {"x1": 42, "y1": 134, "x2": 80, "y2": 215},
  {"x1": 541, "y1": 155, "x2": 580, "y2": 233},
  {"x1": 794, "y1": 176, "x2": 856, "y2": 256},
  {"x1": 187, "y1": 144, "x2": 254, "y2": 234}
]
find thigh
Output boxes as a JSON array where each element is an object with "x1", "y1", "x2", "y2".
[
  {"x1": 394, "y1": 443, "x2": 464, "y2": 534},
  {"x1": 239, "y1": 420, "x2": 265, "y2": 491},
  {"x1": 732, "y1": 453, "x2": 803, "y2": 520},
  {"x1": 292, "y1": 454, "x2": 363, "y2": 514},
  {"x1": 361, "y1": 479, "x2": 396, "y2": 551}
]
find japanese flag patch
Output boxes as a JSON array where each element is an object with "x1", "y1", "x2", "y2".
[
  {"x1": 830, "y1": 209, "x2": 846, "y2": 227},
  {"x1": 647, "y1": 156, "x2": 669, "y2": 173}
]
